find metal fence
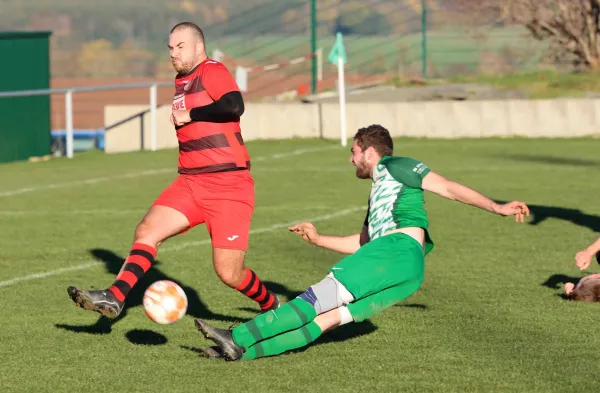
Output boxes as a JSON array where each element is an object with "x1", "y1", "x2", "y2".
[
  {"x1": 0, "y1": 82, "x2": 171, "y2": 158},
  {"x1": 0, "y1": 1, "x2": 558, "y2": 99}
]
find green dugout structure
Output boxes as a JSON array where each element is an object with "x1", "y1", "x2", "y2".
[{"x1": 0, "y1": 31, "x2": 52, "y2": 163}]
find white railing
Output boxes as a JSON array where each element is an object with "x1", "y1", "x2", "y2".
[
  {"x1": 0, "y1": 81, "x2": 172, "y2": 159},
  {"x1": 212, "y1": 48, "x2": 324, "y2": 93}
]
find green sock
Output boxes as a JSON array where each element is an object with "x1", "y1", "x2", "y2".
[
  {"x1": 242, "y1": 321, "x2": 322, "y2": 360},
  {"x1": 232, "y1": 298, "x2": 317, "y2": 348}
]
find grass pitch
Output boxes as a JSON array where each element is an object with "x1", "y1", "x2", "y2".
[{"x1": 1, "y1": 137, "x2": 600, "y2": 392}]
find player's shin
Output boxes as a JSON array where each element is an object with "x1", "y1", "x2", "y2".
[
  {"x1": 108, "y1": 243, "x2": 156, "y2": 302},
  {"x1": 240, "y1": 306, "x2": 349, "y2": 360},
  {"x1": 241, "y1": 321, "x2": 323, "y2": 360},
  {"x1": 235, "y1": 267, "x2": 277, "y2": 311},
  {"x1": 232, "y1": 297, "x2": 317, "y2": 348},
  {"x1": 232, "y1": 273, "x2": 353, "y2": 349}
]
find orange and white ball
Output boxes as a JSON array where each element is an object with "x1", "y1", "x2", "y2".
[{"x1": 143, "y1": 280, "x2": 188, "y2": 325}]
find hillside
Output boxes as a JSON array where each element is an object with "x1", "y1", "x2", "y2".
[
  {"x1": 0, "y1": 0, "x2": 439, "y2": 41},
  {"x1": 0, "y1": 0, "x2": 546, "y2": 85}
]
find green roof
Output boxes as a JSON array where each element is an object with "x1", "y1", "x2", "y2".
[{"x1": 0, "y1": 31, "x2": 52, "y2": 39}]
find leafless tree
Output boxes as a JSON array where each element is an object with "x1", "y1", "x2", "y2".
[{"x1": 449, "y1": 0, "x2": 600, "y2": 70}]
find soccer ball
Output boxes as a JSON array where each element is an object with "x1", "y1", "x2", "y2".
[{"x1": 143, "y1": 280, "x2": 188, "y2": 325}]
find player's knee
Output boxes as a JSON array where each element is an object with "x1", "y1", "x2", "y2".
[
  {"x1": 134, "y1": 220, "x2": 160, "y2": 247},
  {"x1": 134, "y1": 220, "x2": 151, "y2": 238},
  {"x1": 213, "y1": 248, "x2": 246, "y2": 287},
  {"x1": 214, "y1": 263, "x2": 245, "y2": 288},
  {"x1": 298, "y1": 273, "x2": 354, "y2": 315},
  {"x1": 215, "y1": 268, "x2": 243, "y2": 288}
]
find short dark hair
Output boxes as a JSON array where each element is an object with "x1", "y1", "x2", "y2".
[
  {"x1": 354, "y1": 124, "x2": 393, "y2": 157},
  {"x1": 170, "y1": 22, "x2": 205, "y2": 43}
]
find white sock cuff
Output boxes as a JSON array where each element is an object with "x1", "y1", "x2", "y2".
[{"x1": 339, "y1": 306, "x2": 354, "y2": 325}]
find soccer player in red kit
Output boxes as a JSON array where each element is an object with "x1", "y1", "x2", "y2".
[{"x1": 67, "y1": 22, "x2": 280, "y2": 318}]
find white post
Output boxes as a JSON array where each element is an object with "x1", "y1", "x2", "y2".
[
  {"x1": 317, "y1": 48, "x2": 323, "y2": 82},
  {"x1": 337, "y1": 57, "x2": 347, "y2": 147},
  {"x1": 150, "y1": 84, "x2": 157, "y2": 152},
  {"x1": 65, "y1": 90, "x2": 74, "y2": 159},
  {"x1": 236, "y1": 66, "x2": 248, "y2": 93},
  {"x1": 212, "y1": 48, "x2": 224, "y2": 62}
]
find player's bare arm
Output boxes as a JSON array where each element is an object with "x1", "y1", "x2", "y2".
[
  {"x1": 575, "y1": 236, "x2": 600, "y2": 270},
  {"x1": 288, "y1": 222, "x2": 364, "y2": 254},
  {"x1": 421, "y1": 171, "x2": 530, "y2": 222}
]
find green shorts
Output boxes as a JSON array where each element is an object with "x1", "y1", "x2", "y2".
[{"x1": 330, "y1": 232, "x2": 425, "y2": 307}]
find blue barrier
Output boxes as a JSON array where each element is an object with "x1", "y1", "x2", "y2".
[{"x1": 51, "y1": 129, "x2": 105, "y2": 151}]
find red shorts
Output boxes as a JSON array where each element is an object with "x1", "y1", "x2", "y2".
[{"x1": 153, "y1": 170, "x2": 254, "y2": 250}]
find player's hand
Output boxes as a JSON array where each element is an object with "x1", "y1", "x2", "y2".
[
  {"x1": 575, "y1": 249, "x2": 594, "y2": 270},
  {"x1": 493, "y1": 201, "x2": 530, "y2": 223},
  {"x1": 564, "y1": 282, "x2": 575, "y2": 296},
  {"x1": 288, "y1": 222, "x2": 321, "y2": 246},
  {"x1": 172, "y1": 110, "x2": 192, "y2": 126}
]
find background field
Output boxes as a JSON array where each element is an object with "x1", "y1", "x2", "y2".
[
  {"x1": 212, "y1": 27, "x2": 546, "y2": 76},
  {"x1": 1, "y1": 138, "x2": 600, "y2": 392}
]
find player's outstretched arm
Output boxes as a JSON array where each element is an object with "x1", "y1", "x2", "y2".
[
  {"x1": 421, "y1": 171, "x2": 530, "y2": 223},
  {"x1": 288, "y1": 222, "x2": 363, "y2": 254},
  {"x1": 575, "y1": 237, "x2": 600, "y2": 270}
]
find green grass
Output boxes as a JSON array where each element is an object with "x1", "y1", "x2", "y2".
[
  {"x1": 1, "y1": 137, "x2": 600, "y2": 392},
  {"x1": 448, "y1": 70, "x2": 600, "y2": 99},
  {"x1": 386, "y1": 70, "x2": 600, "y2": 99}
]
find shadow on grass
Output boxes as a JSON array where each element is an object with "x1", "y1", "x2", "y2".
[
  {"x1": 56, "y1": 248, "x2": 251, "y2": 339},
  {"x1": 541, "y1": 273, "x2": 582, "y2": 300},
  {"x1": 181, "y1": 320, "x2": 378, "y2": 361},
  {"x1": 495, "y1": 199, "x2": 600, "y2": 233},
  {"x1": 125, "y1": 329, "x2": 168, "y2": 346},
  {"x1": 501, "y1": 154, "x2": 600, "y2": 168}
]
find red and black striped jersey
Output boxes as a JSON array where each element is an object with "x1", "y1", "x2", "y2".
[{"x1": 172, "y1": 59, "x2": 250, "y2": 174}]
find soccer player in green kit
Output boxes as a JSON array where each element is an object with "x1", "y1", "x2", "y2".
[{"x1": 194, "y1": 124, "x2": 530, "y2": 361}]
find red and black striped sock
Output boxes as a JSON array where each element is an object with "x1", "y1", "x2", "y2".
[
  {"x1": 108, "y1": 243, "x2": 156, "y2": 302},
  {"x1": 235, "y1": 268, "x2": 276, "y2": 310}
]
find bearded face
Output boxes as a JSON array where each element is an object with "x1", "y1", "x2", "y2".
[
  {"x1": 354, "y1": 155, "x2": 371, "y2": 179},
  {"x1": 350, "y1": 141, "x2": 373, "y2": 179}
]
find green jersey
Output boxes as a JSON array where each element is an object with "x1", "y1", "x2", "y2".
[{"x1": 364, "y1": 155, "x2": 434, "y2": 255}]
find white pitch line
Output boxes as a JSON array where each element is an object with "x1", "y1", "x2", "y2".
[
  {"x1": 161, "y1": 206, "x2": 364, "y2": 252},
  {"x1": 0, "y1": 262, "x2": 100, "y2": 288},
  {"x1": 0, "y1": 205, "x2": 363, "y2": 289},
  {"x1": 0, "y1": 205, "x2": 335, "y2": 216},
  {"x1": 0, "y1": 209, "x2": 147, "y2": 216},
  {"x1": 0, "y1": 168, "x2": 172, "y2": 198},
  {"x1": 0, "y1": 146, "x2": 339, "y2": 198},
  {"x1": 257, "y1": 165, "x2": 596, "y2": 173},
  {"x1": 252, "y1": 146, "x2": 337, "y2": 161}
]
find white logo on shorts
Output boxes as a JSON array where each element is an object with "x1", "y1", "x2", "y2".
[{"x1": 227, "y1": 235, "x2": 239, "y2": 241}]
